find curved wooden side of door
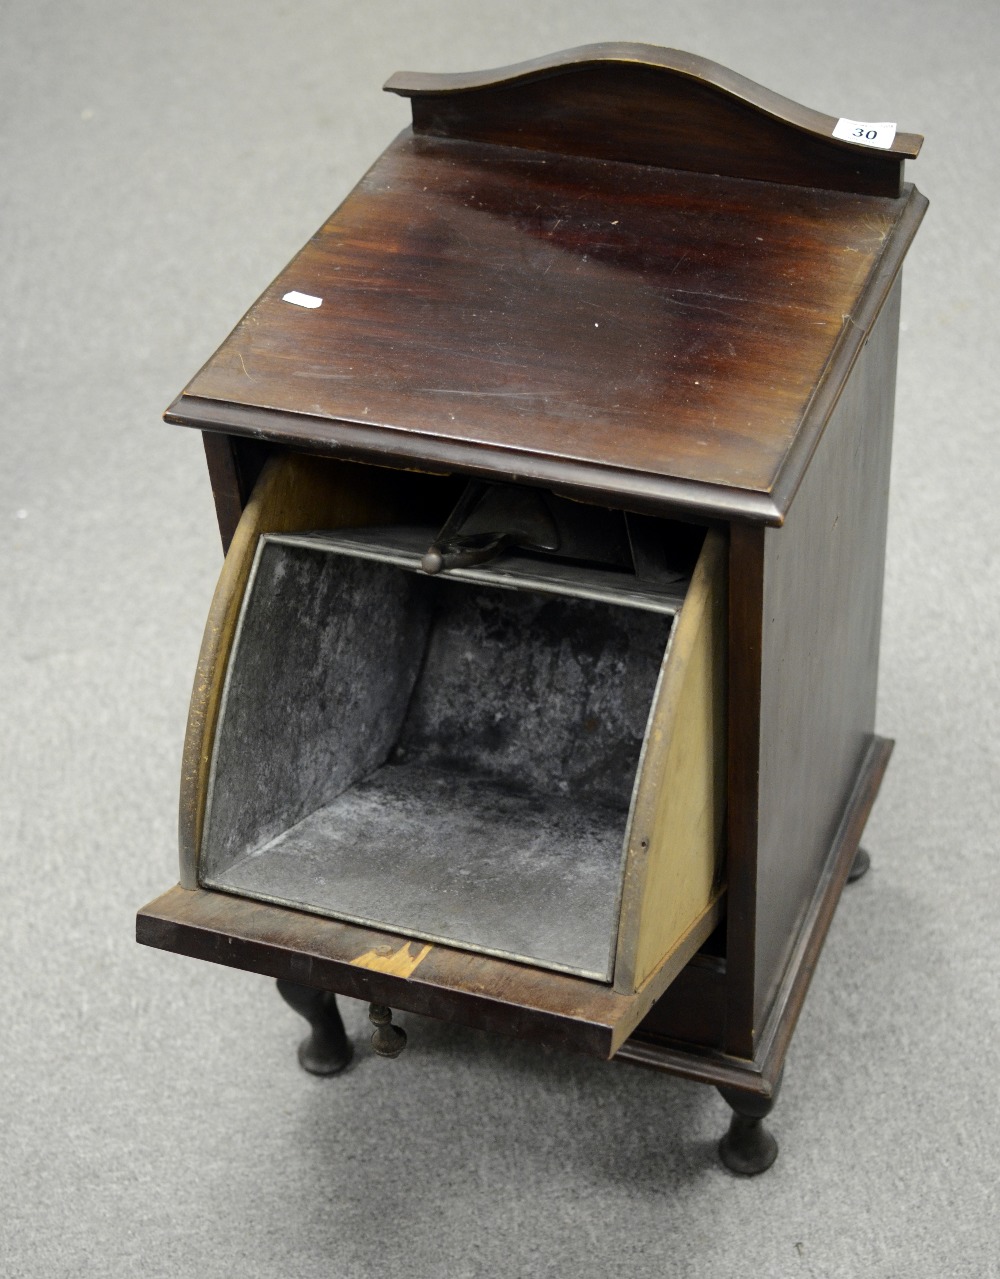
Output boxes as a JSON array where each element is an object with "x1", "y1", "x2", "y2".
[
  {"x1": 614, "y1": 527, "x2": 727, "y2": 996},
  {"x1": 177, "y1": 452, "x2": 427, "y2": 886}
]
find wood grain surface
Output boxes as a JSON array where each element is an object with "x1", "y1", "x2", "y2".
[
  {"x1": 614, "y1": 528, "x2": 727, "y2": 993},
  {"x1": 386, "y1": 44, "x2": 921, "y2": 197},
  {"x1": 137, "y1": 885, "x2": 722, "y2": 1059},
  {"x1": 752, "y1": 281, "x2": 902, "y2": 1033},
  {"x1": 170, "y1": 131, "x2": 925, "y2": 524}
]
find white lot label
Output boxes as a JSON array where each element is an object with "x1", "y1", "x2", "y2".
[
  {"x1": 833, "y1": 118, "x2": 897, "y2": 149},
  {"x1": 282, "y1": 290, "x2": 323, "y2": 308}
]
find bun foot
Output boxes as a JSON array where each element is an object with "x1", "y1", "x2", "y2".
[
  {"x1": 276, "y1": 979, "x2": 354, "y2": 1076},
  {"x1": 718, "y1": 1111, "x2": 779, "y2": 1175},
  {"x1": 847, "y1": 846, "x2": 871, "y2": 883},
  {"x1": 717, "y1": 1072, "x2": 782, "y2": 1176}
]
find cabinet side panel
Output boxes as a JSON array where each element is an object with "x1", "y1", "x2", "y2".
[
  {"x1": 201, "y1": 433, "x2": 272, "y2": 553},
  {"x1": 724, "y1": 521, "x2": 765, "y2": 1057},
  {"x1": 754, "y1": 277, "x2": 901, "y2": 1032}
]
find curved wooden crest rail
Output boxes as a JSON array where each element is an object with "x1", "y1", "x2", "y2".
[{"x1": 385, "y1": 42, "x2": 921, "y2": 195}]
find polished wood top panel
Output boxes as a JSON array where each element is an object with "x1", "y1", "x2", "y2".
[
  {"x1": 386, "y1": 44, "x2": 921, "y2": 198},
  {"x1": 174, "y1": 131, "x2": 925, "y2": 520}
]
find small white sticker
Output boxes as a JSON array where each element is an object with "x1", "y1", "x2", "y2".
[
  {"x1": 282, "y1": 290, "x2": 322, "y2": 308},
  {"x1": 833, "y1": 118, "x2": 897, "y2": 150}
]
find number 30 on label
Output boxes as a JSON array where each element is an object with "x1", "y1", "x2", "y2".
[{"x1": 833, "y1": 118, "x2": 897, "y2": 149}]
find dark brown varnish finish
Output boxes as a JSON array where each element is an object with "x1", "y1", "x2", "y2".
[
  {"x1": 750, "y1": 283, "x2": 901, "y2": 1042},
  {"x1": 386, "y1": 44, "x2": 921, "y2": 197},
  {"x1": 201, "y1": 433, "x2": 271, "y2": 553},
  {"x1": 171, "y1": 129, "x2": 924, "y2": 525},
  {"x1": 139, "y1": 47, "x2": 927, "y2": 1170},
  {"x1": 137, "y1": 885, "x2": 721, "y2": 1059}
]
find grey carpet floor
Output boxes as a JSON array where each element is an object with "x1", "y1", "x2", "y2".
[{"x1": 2, "y1": 2, "x2": 998, "y2": 1276}]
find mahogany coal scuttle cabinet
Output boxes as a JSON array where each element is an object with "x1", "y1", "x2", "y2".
[{"x1": 137, "y1": 45, "x2": 926, "y2": 1175}]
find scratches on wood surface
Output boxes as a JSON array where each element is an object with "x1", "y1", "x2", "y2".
[{"x1": 352, "y1": 940, "x2": 433, "y2": 977}]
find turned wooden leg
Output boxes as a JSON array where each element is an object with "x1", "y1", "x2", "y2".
[
  {"x1": 717, "y1": 1071, "x2": 783, "y2": 1176},
  {"x1": 368, "y1": 1003, "x2": 407, "y2": 1058},
  {"x1": 847, "y1": 846, "x2": 871, "y2": 883},
  {"x1": 276, "y1": 979, "x2": 354, "y2": 1076}
]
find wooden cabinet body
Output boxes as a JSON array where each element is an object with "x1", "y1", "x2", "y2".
[{"x1": 137, "y1": 45, "x2": 925, "y2": 1107}]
